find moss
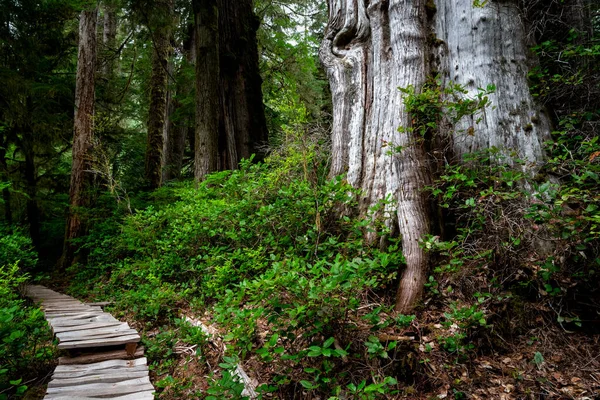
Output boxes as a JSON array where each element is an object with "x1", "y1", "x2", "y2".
[{"x1": 425, "y1": 0, "x2": 437, "y2": 17}]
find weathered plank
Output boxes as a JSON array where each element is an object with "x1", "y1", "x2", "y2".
[
  {"x1": 56, "y1": 357, "x2": 147, "y2": 372},
  {"x1": 58, "y1": 347, "x2": 145, "y2": 365},
  {"x1": 53, "y1": 322, "x2": 123, "y2": 333},
  {"x1": 56, "y1": 323, "x2": 132, "y2": 341},
  {"x1": 44, "y1": 391, "x2": 154, "y2": 400},
  {"x1": 24, "y1": 285, "x2": 153, "y2": 399},
  {"x1": 52, "y1": 365, "x2": 149, "y2": 379},
  {"x1": 48, "y1": 371, "x2": 150, "y2": 387},
  {"x1": 57, "y1": 333, "x2": 140, "y2": 349},
  {"x1": 50, "y1": 315, "x2": 119, "y2": 327},
  {"x1": 45, "y1": 377, "x2": 153, "y2": 396}
]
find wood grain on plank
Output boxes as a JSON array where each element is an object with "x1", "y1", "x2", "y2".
[
  {"x1": 58, "y1": 347, "x2": 145, "y2": 365},
  {"x1": 48, "y1": 371, "x2": 150, "y2": 387},
  {"x1": 57, "y1": 333, "x2": 140, "y2": 349},
  {"x1": 56, "y1": 357, "x2": 147, "y2": 372}
]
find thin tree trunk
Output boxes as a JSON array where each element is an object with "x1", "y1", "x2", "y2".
[
  {"x1": 0, "y1": 141, "x2": 12, "y2": 224},
  {"x1": 161, "y1": 57, "x2": 174, "y2": 181},
  {"x1": 194, "y1": 0, "x2": 219, "y2": 181},
  {"x1": 321, "y1": 0, "x2": 433, "y2": 313},
  {"x1": 23, "y1": 138, "x2": 41, "y2": 252},
  {"x1": 62, "y1": 7, "x2": 97, "y2": 269},
  {"x1": 144, "y1": 0, "x2": 172, "y2": 189}
]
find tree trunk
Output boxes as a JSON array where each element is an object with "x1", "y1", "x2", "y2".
[
  {"x1": 144, "y1": 0, "x2": 173, "y2": 189},
  {"x1": 321, "y1": 0, "x2": 552, "y2": 312},
  {"x1": 62, "y1": 7, "x2": 97, "y2": 269},
  {"x1": 102, "y1": 2, "x2": 117, "y2": 79},
  {"x1": 193, "y1": 0, "x2": 220, "y2": 181},
  {"x1": 23, "y1": 137, "x2": 41, "y2": 252},
  {"x1": 435, "y1": 0, "x2": 551, "y2": 164},
  {"x1": 194, "y1": 0, "x2": 269, "y2": 181},
  {"x1": 163, "y1": 31, "x2": 193, "y2": 182},
  {"x1": 217, "y1": 0, "x2": 268, "y2": 169},
  {"x1": 321, "y1": 0, "x2": 433, "y2": 313},
  {"x1": 0, "y1": 140, "x2": 12, "y2": 225}
]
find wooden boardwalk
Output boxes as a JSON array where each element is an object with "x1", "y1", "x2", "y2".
[{"x1": 24, "y1": 285, "x2": 154, "y2": 399}]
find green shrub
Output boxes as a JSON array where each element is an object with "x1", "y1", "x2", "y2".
[{"x1": 0, "y1": 263, "x2": 54, "y2": 399}]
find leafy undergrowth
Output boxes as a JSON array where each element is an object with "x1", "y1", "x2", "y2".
[
  {"x1": 59, "y1": 135, "x2": 600, "y2": 399},
  {"x1": 0, "y1": 228, "x2": 56, "y2": 400}
]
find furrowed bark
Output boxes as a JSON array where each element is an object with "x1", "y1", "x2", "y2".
[
  {"x1": 194, "y1": 0, "x2": 219, "y2": 181},
  {"x1": 321, "y1": 0, "x2": 432, "y2": 313},
  {"x1": 102, "y1": 2, "x2": 117, "y2": 79},
  {"x1": 217, "y1": 0, "x2": 268, "y2": 169},
  {"x1": 144, "y1": 0, "x2": 173, "y2": 189},
  {"x1": 434, "y1": 0, "x2": 551, "y2": 165},
  {"x1": 62, "y1": 7, "x2": 98, "y2": 269}
]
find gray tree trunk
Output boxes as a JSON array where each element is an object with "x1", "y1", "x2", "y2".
[
  {"x1": 321, "y1": 0, "x2": 433, "y2": 313},
  {"x1": 320, "y1": 0, "x2": 551, "y2": 312},
  {"x1": 435, "y1": 0, "x2": 551, "y2": 164},
  {"x1": 62, "y1": 6, "x2": 98, "y2": 269}
]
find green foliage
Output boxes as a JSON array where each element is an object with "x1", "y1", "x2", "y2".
[
  {"x1": 72, "y1": 136, "x2": 410, "y2": 397},
  {"x1": 0, "y1": 226, "x2": 38, "y2": 270},
  {"x1": 0, "y1": 262, "x2": 54, "y2": 399},
  {"x1": 391, "y1": 80, "x2": 494, "y2": 154}
]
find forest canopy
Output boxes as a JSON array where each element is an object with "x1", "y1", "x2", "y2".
[{"x1": 0, "y1": 0, "x2": 599, "y2": 398}]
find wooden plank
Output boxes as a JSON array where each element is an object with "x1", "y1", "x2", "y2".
[
  {"x1": 55, "y1": 323, "x2": 131, "y2": 339},
  {"x1": 45, "y1": 377, "x2": 153, "y2": 396},
  {"x1": 47, "y1": 312, "x2": 103, "y2": 321},
  {"x1": 57, "y1": 334, "x2": 141, "y2": 349},
  {"x1": 57, "y1": 329, "x2": 139, "y2": 343},
  {"x1": 56, "y1": 357, "x2": 147, "y2": 372},
  {"x1": 53, "y1": 322, "x2": 123, "y2": 333},
  {"x1": 44, "y1": 390, "x2": 155, "y2": 400},
  {"x1": 58, "y1": 347, "x2": 145, "y2": 365},
  {"x1": 52, "y1": 365, "x2": 149, "y2": 379},
  {"x1": 84, "y1": 302, "x2": 113, "y2": 307},
  {"x1": 48, "y1": 371, "x2": 149, "y2": 387},
  {"x1": 50, "y1": 315, "x2": 119, "y2": 327}
]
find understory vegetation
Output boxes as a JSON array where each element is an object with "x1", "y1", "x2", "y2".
[
  {"x1": 54, "y1": 124, "x2": 599, "y2": 399},
  {"x1": 0, "y1": 0, "x2": 599, "y2": 399}
]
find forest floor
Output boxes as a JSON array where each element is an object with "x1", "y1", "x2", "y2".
[{"x1": 31, "y1": 278, "x2": 600, "y2": 400}]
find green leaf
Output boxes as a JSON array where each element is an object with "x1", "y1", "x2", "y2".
[
  {"x1": 323, "y1": 337, "x2": 335, "y2": 348},
  {"x1": 300, "y1": 380, "x2": 316, "y2": 389}
]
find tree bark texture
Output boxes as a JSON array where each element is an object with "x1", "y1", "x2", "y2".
[
  {"x1": 321, "y1": 0, "x2": 552, "y2": 312},
  {"x1": 102, "y1": 2, "x2": 117, "y2": 79},
  {"x1": 144, "y1": 0, "x2": 173, "y2": 189},
  {"x1": 321, "y1": 0, "x2": 433, "y2": 313},
  {"x1": 194, "y1": 0, "x2": 269, "y2": 181},
  {"x1": 194, "y1": 0, "x2": 220, "y2": 181},
  {"x1": 163, "y1": 29, "x2": 194, "y2": 182},
  {"x1": 435, "y1": 0, "x2": 551, "y2": 165},
  {"x1": 62, "y1": 7, "x2": 97, "y2": 268},
  {"x1": 216, "y1": 0, "x2": 268, "y2": 170}
]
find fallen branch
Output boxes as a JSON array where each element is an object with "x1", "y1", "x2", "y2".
[{"x1": 182, "y1": 315, "x2": 258, "y2": 399}]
